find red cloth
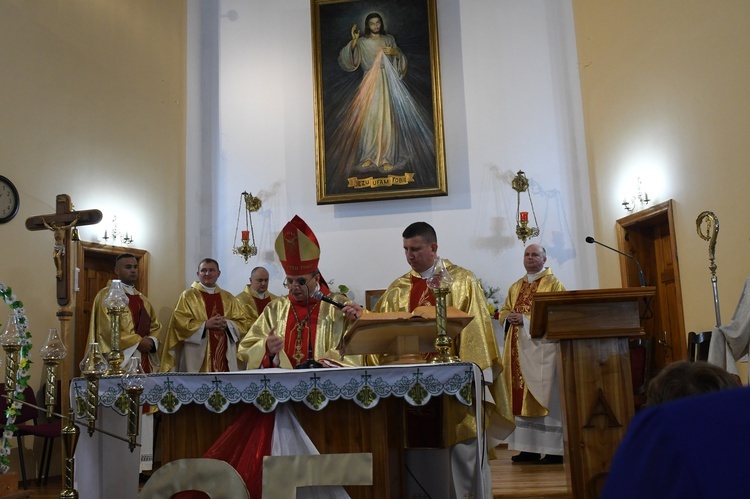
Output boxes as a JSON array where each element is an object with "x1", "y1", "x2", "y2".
[
  {"x1": 174, "y1": 407, "x2": 275, "y2": 499},
  {"x1": 253, "y1": 295, "x2": 272, "y2": 315}
]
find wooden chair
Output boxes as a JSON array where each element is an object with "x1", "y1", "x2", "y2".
[
  {"x1": 16, "y1": 381, "x2": 62, "y2": 486},
  {"x1": 0, "y1": 383, "x2": 39, "y2": 490},
  {"x1": 688, "y1": 331, "x2": 712, "y2": 362},
  {"x1": 629, "y1": 336, "x2": 653, "y2": 411}
]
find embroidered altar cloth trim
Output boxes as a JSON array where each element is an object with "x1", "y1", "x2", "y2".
[{"x1": 70, "y1": 362, "x2": 477, "y2": 416}]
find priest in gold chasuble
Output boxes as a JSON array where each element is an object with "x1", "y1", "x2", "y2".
[
  {"x1": 235, "y1": 266, "x2": 278, "y2": 328},
  {"x1": 160, "y1": 258, "x2": 252, "y2": 373},
  {"x1": 499, "y1": 244, "x2": 566, "y2": 464},
  {"x1": 88, "y1": 253, "x2": 162, "y2": 473},
  {"x1": 89, "y1": 253, "x2": 162, "y2": 374},
  {"x1": 367, "y1": 222, "x2": 514, "y2": 442}
]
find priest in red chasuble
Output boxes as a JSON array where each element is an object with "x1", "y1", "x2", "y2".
[
  {"x1": 160, "y1": 258, "x2": 252, "y2": 372},
  {"x1": 235, "y1": 266, "x2": 278, "y2": 328},
  {"x1": 238, "y1": 215, "x2": 363, "y2": 369},
  {"x1": 499, "y1": 243, "x2": 566, "y2": 464}
]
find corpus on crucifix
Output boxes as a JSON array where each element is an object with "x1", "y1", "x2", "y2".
[{"x1": 26, "y1": 194, "x2": 102, "y2": 306}]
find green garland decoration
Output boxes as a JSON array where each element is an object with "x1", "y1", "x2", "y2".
[{"x1": 0, "y1": 283, "x2": 33, "y2": 474}]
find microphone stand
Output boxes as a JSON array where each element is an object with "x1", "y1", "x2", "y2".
[
  {"x1": 295, "y1": 281, "x2": 322, "y2": 369},
  {"x1": 586, "y1": 236, "x2": 653, "y2": 320}
]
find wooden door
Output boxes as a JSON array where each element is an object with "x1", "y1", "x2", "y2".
[
  {"x1": 74, "y1": 242, "x2": 148, "y2": 376},
  {"x1": 616, "y1": 200, "x2": 686, "y2": 373}
]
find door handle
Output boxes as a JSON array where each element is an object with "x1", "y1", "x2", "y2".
[{"x1": 657, "y1": 331, "x2": 672, "y2": 357}]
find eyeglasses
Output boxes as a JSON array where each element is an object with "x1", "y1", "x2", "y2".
[{"x1": 283, "y1": 274, "x2": 317, "y2": 289}]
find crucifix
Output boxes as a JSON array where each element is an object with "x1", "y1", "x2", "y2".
[{"x1": 26, "y1": 194, "x2": 102, "y2": 415}]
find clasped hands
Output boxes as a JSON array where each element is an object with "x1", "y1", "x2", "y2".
[
  {"x1": 206, "y1": 314, "x2": 228, "y2": 330},
  {"x1": 507, "y1": 312, "x2": 525, "y2": 326}
]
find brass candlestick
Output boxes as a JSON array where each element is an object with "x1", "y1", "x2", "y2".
[
  {"x1": 123, "y1": 357, "x2": 145, "y2": 452},
  {"x1": 125, "y1": 385, "x2": 143, "y2": 453},
  {"x1": 0, "y1": 315, "x2": 21, "y2": 404},
  {"x1": 60, "y1": 408, "x2": 80, "y2": 499},
  {"x1": 426, "y1": 258, "x2": 460, "y2": 363},
  {"x1": 79, "y1": 342, "x2": 109, "y2": 437},
  {"x1": 431, "y1": 287, "x2": 460, "y2": 363},
  {"x1": 40, "y1": 327, "x2": 67, "y2": 419},
  {"x1": 103, "y1": 280, "x2": 129, "y2": 375}
]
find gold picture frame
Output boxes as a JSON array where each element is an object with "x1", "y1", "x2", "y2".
[{"x1": 311, "y1": 0, "x2": 447, "y2": 204}]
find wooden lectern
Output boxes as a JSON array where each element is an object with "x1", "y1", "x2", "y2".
[
  {"x1": 530, "y1": 287, "x2": 655, "y2": 499},
  {"x1": 341, "y1": 306, "x2": 473, "y2": 364}
]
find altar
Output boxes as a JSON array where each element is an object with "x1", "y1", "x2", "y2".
[{"x1": 70, "y1": 362, "x2": 488, "y2": 498}]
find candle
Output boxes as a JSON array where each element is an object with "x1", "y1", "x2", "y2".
[
  {"x1": 241, "y1": 230, "x2": 250, "y2": 240},
  {"x1": 519, "y1": 212, "x2": 528, "y2": 222}
]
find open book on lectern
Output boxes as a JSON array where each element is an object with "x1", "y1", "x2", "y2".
[{"x1": 340, "y1": 306, "x2": 474, "y2": 356}]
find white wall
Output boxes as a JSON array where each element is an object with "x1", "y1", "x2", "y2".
[{"x1": 186, "y1": 0, "x2": 598, "y2": 305}]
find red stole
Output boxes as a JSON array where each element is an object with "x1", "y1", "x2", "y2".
[
  {"x1": 509, "y1": 278, "x2": 541, "y2": 414},
  {"x1": 410, "y1": 276, "x2": 437, "y2": 362},
  {"x1": 127, "y1": 294, "x2": 153, "y2": 374},
  {"x1": 283, "y1": 297, "x2": 321, "y2": 368},
  {"x1": 199, "y1": 292, "x2": 229, "y2": 372},
  {"x1": 409, "y1": 275, "x2": 435, "y2": 311},
  {"x1": 253, "y1": 295, "x2": 272, "y2": 315}
]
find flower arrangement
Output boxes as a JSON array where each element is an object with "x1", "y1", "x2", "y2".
[
  {"x1": 0, "y1": 283, "x2": 33, "y2": 474},
  {"x1": 480, "y1": 279, "x2": 502, "y2": 319}
]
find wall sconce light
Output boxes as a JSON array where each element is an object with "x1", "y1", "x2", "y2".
[
  {"x1": 102, "y1": 215, "x2": 134, "y2": 246},
  {"x1": 233, "y1": 191, "x2": 261, "y2": 263},
  {"x1": 512, "y1": 170, "x2": 540, "y2": 244},
  {"x1": 622, "y1": 177, "x2": 651, "y2": 212}
]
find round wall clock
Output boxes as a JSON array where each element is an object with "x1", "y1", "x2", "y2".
[{"x1": 0, "y1": 176, "x2": 20, "y2": 224}]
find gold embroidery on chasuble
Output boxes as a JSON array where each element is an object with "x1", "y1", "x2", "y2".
[
  {"x1": 409, "y1": 275, "x2": 435, "y2": 312},
  {"x1": 200, "y1": 292, "x2": 229, "y2": 372},
  {"x1": 509, "y1": 279, "x2": 546, "y2": 417}
]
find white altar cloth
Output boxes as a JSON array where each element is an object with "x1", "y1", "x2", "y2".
[{"x1": 70, "y1": 362, "x2": 487, "y2": 498}]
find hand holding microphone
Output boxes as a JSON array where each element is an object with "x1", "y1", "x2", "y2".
[{"x1": 312, "y1": 290, "x2": 363, "y2": 320}]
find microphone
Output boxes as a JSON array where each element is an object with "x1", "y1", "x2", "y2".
[
  {"x1": 312, "y1": 290, "x2": 346, "y2": 309},
  {"x1": 586, "y1": 236, "x2": 646, "y2": 287}
]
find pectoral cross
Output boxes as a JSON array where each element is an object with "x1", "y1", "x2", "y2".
[
  {"x1": 26, "y1": 194, "x2": 102, "y2": 306},
  {"x1": 293, "y1": 321, "x2": 306, "y2": 363}
]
